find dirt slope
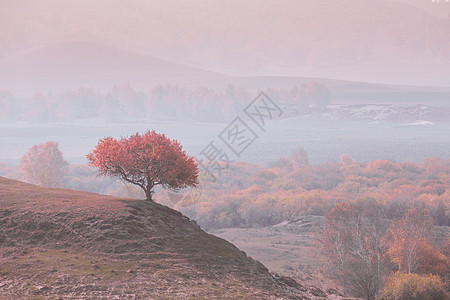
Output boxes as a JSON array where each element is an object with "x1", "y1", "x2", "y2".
[{"x1": 0, "y1": 177, "x2": 338, "y2": 299}]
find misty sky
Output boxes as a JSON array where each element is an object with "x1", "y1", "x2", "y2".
[
  {"x1": 1, "y1": 0, "x2": 450, "y2": 89},
  {"x1": 1, "y1": 0, "x2": 450, "y2": 179}
]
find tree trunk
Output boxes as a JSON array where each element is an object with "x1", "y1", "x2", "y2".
[{"x1": 145, "y1": 188, "x2": 153, "y2": 201}]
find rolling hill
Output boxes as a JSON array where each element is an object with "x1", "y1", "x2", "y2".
[
  {"x1": 0, "y1": 176, "x2": 337, "y2": 298},
  {"x1": 3, "y1": 0, "x2": 450, "y2": 87},
  {"x1": 0, "y1": 41, "x2": 230, "y2": 92}
]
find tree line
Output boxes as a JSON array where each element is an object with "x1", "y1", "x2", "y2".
[
  {"x1": 0, "y1": 82, "x2": 330, "y2": 124},
  {"x1": 1, "y1": 143, "x2": 448, "y2": 230},
  {"x1": 1, "y1": 142, "x2": 448, "y2": 231}
]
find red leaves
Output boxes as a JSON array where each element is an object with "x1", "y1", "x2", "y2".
[{"x1": 87, "y1": 130, "x2": 198, "y2": 200}]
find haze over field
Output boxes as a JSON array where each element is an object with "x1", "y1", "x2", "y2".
[
  {"x1": 1, "y1": 0, "x2": 450, "y2": 165},
  {"x1": 1, "y1": 1, "x2": 450, "y2": 298}
]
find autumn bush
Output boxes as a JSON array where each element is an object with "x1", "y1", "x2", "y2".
[
  {"x1": 377, "y1": 272, "x2": 447, "y2": 300},
  {"x1": 178, "y1": 155, "x2": 450, "y2": 230}
]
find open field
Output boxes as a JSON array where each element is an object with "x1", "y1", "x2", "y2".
[
  {"x1": 210, "y1": 217, "x2": 335, "y2": 289},
  {"x1": 1, "y1": 111, "x2": 449, "y2": 167}
]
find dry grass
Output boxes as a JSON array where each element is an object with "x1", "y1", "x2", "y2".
[
  {"x1": 0, "y1": 176, "x2": 125, "y2": 212},
  {"x1": 0, "y1": 176, "x2": 340, "y2": 299},
  {"x1": 210, "y1": 217, "x2": 340, "y2": 291}
]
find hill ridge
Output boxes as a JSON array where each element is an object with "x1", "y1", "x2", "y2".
[{"x1": 0, "y1": 176, "x2": 337, "y2": 298}]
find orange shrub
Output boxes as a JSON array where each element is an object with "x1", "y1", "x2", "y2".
[{"x1": 377, "y1": 272, "x2": 446, "y2": 300}]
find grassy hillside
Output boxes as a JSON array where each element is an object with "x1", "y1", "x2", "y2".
[{"x1": 0, "y1": 176, "x2": 337, "y2": 299}]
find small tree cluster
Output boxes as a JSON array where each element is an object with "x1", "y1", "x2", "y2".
[
  {"x1": 314, "y1": 198, "x2": 389, "y2": 300},
  {"x1": 315, "y1": 203, "x2": 449, "y2": 300},
  {"x1": 388, "y1": 208, "x2": 434, "y2": 274}
]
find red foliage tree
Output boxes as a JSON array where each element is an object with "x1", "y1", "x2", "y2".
[{"x1": 87, "y1": 130, "x2": 198, "y2": 201}]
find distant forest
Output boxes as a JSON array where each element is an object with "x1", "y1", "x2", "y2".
[
  {"x1": 179, "y1": 152, "x2": 450, "y2": 230},
  {"x1": 0, "y1": 82, "x2": 330, "y2": 123}
]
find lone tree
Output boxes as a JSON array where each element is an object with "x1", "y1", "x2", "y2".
[
  {"x1": 87, "y1": 130, "x2": 198, "y2": 201},
  {"x1": 21, "y1": 141, "x2": 67, "y2": 188}
]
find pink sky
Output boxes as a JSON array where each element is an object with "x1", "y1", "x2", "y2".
[{"x1": 1, "y1": 0, "x2": 450, "y2": 88}]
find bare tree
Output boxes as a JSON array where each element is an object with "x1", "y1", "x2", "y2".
[{"x1": 315, "y1": 198, "x2": 389, "y2": 300}]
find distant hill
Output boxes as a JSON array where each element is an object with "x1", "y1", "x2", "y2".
[
  {"x1": 0, "y1": 177, "x2": 336, "y2": 298},
  {"x1": 0, "y1": 41, "x2": 230, "y2": 92},
  {"x1": 2, "y1": 0, "x2": 449, "y2": 86},
  {"x1": 229, "y1": 76, "x2": 450, "y2": 106}
]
